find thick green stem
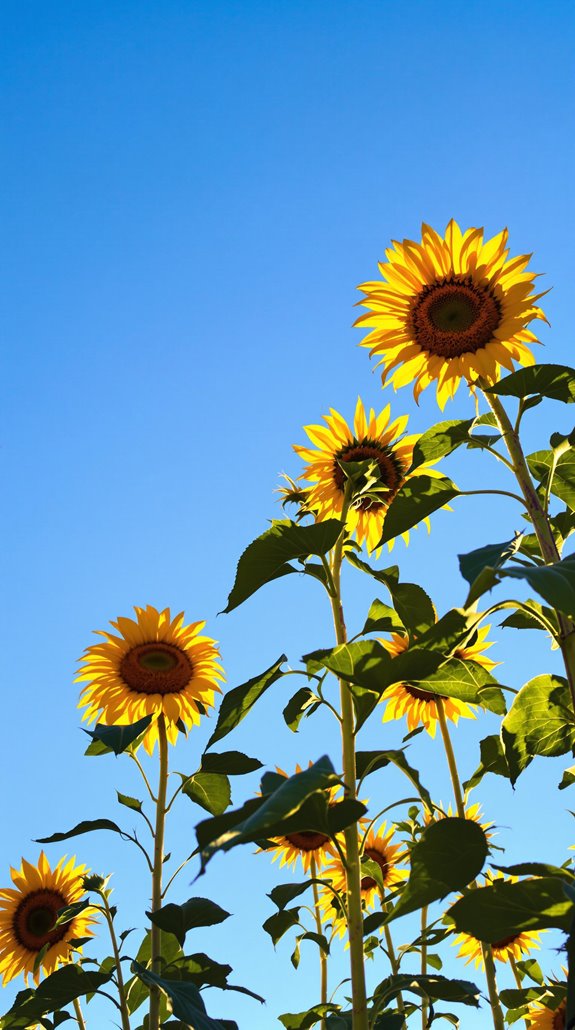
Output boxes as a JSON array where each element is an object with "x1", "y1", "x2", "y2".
[
  {"x1": 72, "y1": 997, "x2": 87, "y2": 1030},
  {"x1": 149, "y1": 716, "x2": 169, "y2": 1030},
  {"x1": 329, "y1": 516, "x2": 369, "y2": 1030},
  {"x1": 383, "y1": 922, "x2": 405, "y2": 1017},
  {"x1": 483, "y1": 387, "x2": 575, "y2": 713},
  {"x1": 311, "y1": 856, "x2": 328, "y2": 1027},
  {"x1": 482, "y1": 944, "x2": 505, "y2": 1030},
  {"x1": 509, "y1": 956, "x2": 530, "y2": 1029},
  {"x1": 421, "y1": 906, "x2": 428, "y2": 1029},
  {"x1": 100, "y1": 892, "x2": 131, "y2": 1030}
]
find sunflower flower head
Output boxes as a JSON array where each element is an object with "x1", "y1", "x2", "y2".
[
  {"x1": 0, "y1": 852, "x2": 97, "y2": 985},
  {"x1": 452, "y1": 873, "x2": 544, "y2": 969},
  {"x1": 261, "y1": 765, "x2": 341, "y2": 873},
  {"x1": 527, "y1": 996, "x2": 566, "y2": 1029},
  {"x1": 77, "y1": 605, "x2": 224, "y2": 755},
  {"x1": 355, "y1": 220, "x2": 547, "y2": 409},
  {"x1": 293, "y1": 398, "x2": 439, "y2": 552}
]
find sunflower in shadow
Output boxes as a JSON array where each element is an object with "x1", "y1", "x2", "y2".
[
  {"x1": 453, "y1": 873, "x2": 543, "y2": 969},
  {"x1": 0, "y1": 852, "x2": 96, "y2": 985},
  {"x1": 293, "y1": 397, "x2": 441, "y2": 551},
  {"x1": 262, "y1": 765, "x2": 342, "y2": 873},
  {"x1": 380, "y1": 625, "x2": 497, "y2": 736},
  {"x1": 77, "y1": 605, "x2": 224, "y2": 754},
  {"x1": 355, "y1": 219, "x2": 547, "y2": 409}
]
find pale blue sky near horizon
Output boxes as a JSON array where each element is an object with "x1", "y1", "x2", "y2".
[{"x1": 1, "y1": 1, "x2": 575, "y2": 1026}]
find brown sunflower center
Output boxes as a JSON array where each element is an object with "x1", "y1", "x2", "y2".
[
  {"x1": 283, "y1": 830, "x2": 330, "y2": 853},
  {"x1": 361, "y1": 846, "x2": 390, "y2": 890},
  {"x1": 410, "y1": 275, "x2": 501, "y2": 358},
  {"x1": 120, "y1": 642, "x2": 193, "y2": 695},
  {"x1": 404, "y1": 684, "x2": 447, "y2": 703},
  {"x1": 332, "y1": 440, "x2": 404, "y2": 511},
  {"x1": 13, "y1": 889, "x2": 68, "y2": 952},
  {"x1": 491, "y1": 932, "x2": 520, "y2": 951}
]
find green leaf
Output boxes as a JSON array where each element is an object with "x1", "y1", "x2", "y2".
[
  {"x1": 501, "y1": 674, "x2": 575, "y2": 784},
  {"x1": 147, "y1": 898, "x2": 230, "y2": 948},
  {"x1": 83, "y1": 715, "x2": 154, "y2": 756},
  {"x1": 355, "y1": 750, "x2": 432, "y2": 809},
  {"x1": 125, "y1": 929, "x2": 182, "y2": 1015},
  {"x1": 223, "y1": 519, "x2": 343, "y2": 612},
  {"x1": 494, "y1": 861, "x2": 575, "y2": 881},
  {"x1": 131, "y1": 962, "x2": 249, "y2": 1029},
  {"x1": 494, "y1": 554, "x2": 575, "y2": 618},
  {"x1": 458, "y1": 536, "x2": 523, "y2": 606},
  {"x1": 206, "y1": 655, "x2": 286, "y2": 747},
  {"x1": 283, "y1": 688, "x2": 320, "y2": 732},
  {"x1": 487, "y1": 364, "x2": 575, "y2": 403},
  {"x1": 36, "y1": 819, "x2": 127, "y2": 844},
  {"x1": 199, "y1": 751, "x2": 263, "y2": 776},
  {"x1": 448, "y1": 878, "x2": 575, "y2": 939},
  {"x1": 269, "y1": 881, "x2": 318, "y2": 910},
  {"x1": 411, "y1": 658, "x2": 507, "y2": 715},
  {"x1": 559, "y1": 765, "x2": 575, "y2": 790},
  {"x1": 500, "y1": 599, "x2": 557, "y2": 633},
  {"x1": 181, "y1": 773, "x2": 231, "y2": 815},
  {"x1": 374, "y1": 972, "x2": 480, "y2": 1007},
  {"x1": 378, "y1": 475, "x2": 458, "y2": 546},
  {"x1": 262, "y1": 908, "x2": 301, "y2": 946},
  {"x1": 387, "y1": 583, "x2": 437, "y2": 637},
  {"x1": 463, "y1": 735, "x2": 510, "y2": 792},
  {"x1": 117, "y1": 792, "x2": 144, "y2": 815},
  {"x1": 413, "y1": 608, "x2": 482, "y2": 655},
  {"x1": 528, "y1": 447, "x2": 575, "y2": 510},
  {"x1": 52, "y1": 900, "x2": 92, "y2": 929},
  {"x1": 410, "y1": 419, "x2": 474, "y2": 470},
  {"x1": 361, "y1": 598, "x2": 404, "y2": 635},
  {"x1": 0, "y1": 966, "x2": 114, "y2": 1025},
  {"x1": 385, "y1": 819, "x2": 488, "y2": 923},
  {"x1": 163, "y1": 952, "x2": 232, "y2": 988}
]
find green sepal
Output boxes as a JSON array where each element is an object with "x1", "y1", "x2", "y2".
[
  {"x1": 448, "y1": 877, "x2": 575, "y2": 939},
  {"x1": 385, "y1": 819, "x2": 488, "y2": 923},
  {"x1": 487, "y1": 363, "x2": 575, "y2": 403},
  {"x1": 83, "y1": 715, "x2": 154, "y2": 756},
  {"x1": 501, "y1": 673, "x2": 575, "y2": 784},
  {"x1": 206, "y1": 655, "x2": 286, "y2": 748},
  {"x1": 223, "y1": 519, "x2": 343, "y2": 612},
  {"x1": 146, "y1": 898, "x2": 230, "y2": 948}
]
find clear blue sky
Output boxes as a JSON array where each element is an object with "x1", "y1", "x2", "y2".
[{"x1": 1, "y1": 1, "x2": 574, "y2": 1026}]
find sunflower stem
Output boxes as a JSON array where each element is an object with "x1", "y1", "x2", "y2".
[
  {"x1": 129, "y1": 751, "x2": 157, "y2": 803},
  {"x1": 383, "y1": 921, "x2": 405, "y2": 1017},
  {"x1": 328, "y1": 493, "x2": 369, "y2": 1030},
  {"x1": 421, "y1": 905, "x2": 428, "y2": 1029},
  {"x1": 482, "y1": 944, "x2": 506, "y2": 1030},
  {"x1": 481, "y1": 386, "x2": 575, "y2": 715},
  {"x1": 72, "y1": 997, "x2": 87, "y2": 1030},
  {"x1": 149, "y1": 715, "x2": 169, "y2": 1030},
  {"x1": 436, "y1": 700, "x2": 465, "y2": 819},
  {"x1": 311, "y1": 856, "x2": 328, "y2": 1027},
  {"x1": 509, "y1": 955, "x2": 531, "y2": 1029},
  {"x1": 98, "y1": 890, "x2": 131, "y2": 1030}
]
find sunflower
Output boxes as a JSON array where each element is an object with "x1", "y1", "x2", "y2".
[
  {"x1": 320, "y1": 824, "x2": 407, "y2": 936},
  {"x1": 380, "y1": 631, "x2": 492, "y2": 736},
  {"x1": 426, "y1": 801, "x2": 494, "y2": 842},
  {"x1": 527, "y1": 998, "x2": 566, "y2": 1029},
  {"x1": 293, "y1": 397, "x2": 439, "y2": 551},
  {"x1": 453, "y1": 874, "x2": 543, "y2": 969},
  {"x1": 0, "y1": 852, "x2": 96, "y2": 985},
  {"x1": 263, "y1": 766, "x2": 340, "y2": 873},
  {"x1": 355, "y1": 220, "x2": 547, "y2": 409},
  {"x1": 77, "y1": 605, "x2": 224, "y2": 755}
]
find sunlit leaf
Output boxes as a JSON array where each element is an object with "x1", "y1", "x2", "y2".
[
  {"x1": 385, "y1": 819, "x2": 488, "y2": 923},
  {"x1": 458, "y1": 536, "x2": 523, "y2": 606},
  {"x1": 223, "y1": 519, "x2": 343, "y2": 612},
  {"x1": 501, "y1": 674, "x2": 575, "y2": 784},
  {"x1": 361, "y1": 598, "x2": 404, "y2": 635},
  {"x1": 410, "y1": 419, "x2": 474, "y2": 470},
  {"x1": 373, "y1": 972, "x2": 480, "y2": 1007},
  {"x1": 283, "y1": 688, "x2": 320, "y2": 732},
  {"x1": 412, "y1": 658, "x2": 507, "y2": 714},
  {"x1": 83, "y1": 715, "x2": 154, "y2": 756},
  {"x1": 147, "y1": 898, "x2": 230, "y2": 948},
  {"x1": 463, "y1": 735, "x2": 510, "y2": 792},
  {"x1": 378, "y1": 476, "x2": 458, "y2": 546},
  {"x1": 181, "y1": 773, "x2": 231, "y2": 815},
  {"x1": 528, "y1": 447, "x2": 575, "y2": 511},
  {"x1": 448, "y1": 878, "x2": 574, "y2": 939},
  {"x1": 487, "y1": 364, "x2": 575, "y2": 403},
  {"x1": 206, "y1": 655, "x2": 287, "y2": 748},
  {"x1": 36, "y1": 819, "x2": 127, "y2": 844},
  {"x1": 116, "y1": 792, "x2": 144, "y2": 815}
]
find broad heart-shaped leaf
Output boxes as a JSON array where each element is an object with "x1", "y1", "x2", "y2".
[
  {"x1": 487, "y1": 363, "x2": 575, "y2": 402},
  {"x1": 0, "y1": 965, "x2": 114, "y2": 1024},
  {"x1": 268, "y1": 880, "x2": 321, "y2": 911},
  {"x1": 361, "y1": 598, "x2": 404, "y2": 635},
  {"x1": 125, "y1": 928, "x2": 182, "y2": 1015},
  {"x1": 83, "y1": 714, "x2": 154, "y2": 756},
  {"x1": 409, "y1": 419, "x2": 474, "y2": 470},
  {"x1": 494, "y1": 861, "x2": 575, "y2": 881},
  {"x1": 378, "y1": 475, "x2": 458, "y2": 546},
  {"x1": 263, "y1": 907, "x2": 301, "y2": 946},
  {"x1": 131, "y1": 962, "x2": 253, "y2": 1028},
  {"x1": 206, "y1": 655, "x2": 286, "y2": 748},
  {"x1": 458, "y1": 536, "x2": 523, "y2": 606},
  {"x1": 223, "y1": 518, "x2": 343, "y2": 612},
  {"x1": 385, "y1": 818, "x2": 488, "y2": 923},
  {"x1": 163, "y1": 952, "x2": 232, "y2": 988},
  {"x1": 448, "y1": 878, "x2": 575, "y2": 940},
  {"x1": 199, "y1": 751, "x2": 263, "y2": 775},
  {"x1": 181, "y1": 772, "x2": 231, "y2": 815},
  {"x1": 345, "y1": 556, "x2": 435, "y2": 636},
  {"x1": 528, "y1": 447, "x2": 575, "y2": 511},
  {"x1": 373, "y1": 972, "x2": 480, "y2": 1008},
  {"x1": 463, "y1": 734, "x2": 511, "y2": 792},
  {"x1": 306, "y1": 640, "x2": 442, "y2": 695},
  {"x1": 146, "y1": 898, "x2": 230, "y2": 948},
  {"x1": 36, "y1": 819, "x2": 127, "y2": 844},
  {"x1": 501, "y1": 674, "x2": 575, "y2": 784},
  {"x1": 355, "y1": 750, "x2": 432, "y2": 809},
  {"x1": 410, "y1": 658, "x2": 507, "y2": 715},
  {"x1": 494, "y1": 553, "x2": 575, "y2": 618}
]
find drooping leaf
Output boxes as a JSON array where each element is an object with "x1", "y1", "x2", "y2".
[
  {"x1": 458, "y1": 536, "x2": 523, "y2": 606},
  {"x1": 0, "y1": 965, "x2": 114, "y2": 1024},
  {"x1": 269, "y1": 881, "x2": 317, "y2": 911},
  {"x1": 147, "y1": 898, "x2": 230, "y2": 948},
  {"x1": 278, "y1": 1006, "x2": 342, "y2": 1030},
  {"x1": 345, "y1": 559, "x2": 436, "y2": 636},
  {"x1": 378, "y1": 476, "x2": 459, "y2": 546},
  {"x1": 355, "y1": 750, "x2": 432, "y2": 809},
  {"x1": 83, "y1": 715, "x2": 154, "y2": 756},
  {"x1": 493, "y1": 862, "x2": 575, "y2": 881},
  {"x1": 163, "y1": 952, "x2": 232, "y2": 988},
  {"x1": 501, "y1": 674, "x2": 575, "y2": 784},
  {"x1": 131, "y1": 962, "x2": 256, "y2": 1028},
  {"x1": 487, "y1": 364, "x2": 575, "y2": 403},
  {"x1": 410, "y1": 419, "x2": 474, "y2": 470},
  {"x1": 199, "y1": 751, "x2": 263, "y2": 776},
  {"x1": 283, "y1": 688, "x2": 321, "y2": 732},
  {"x1": 116, "y1": 792, "x2": 144, "y2": 815},
  {"x1": 262, "y1": 908, "x2": 301, "y2": 946},
  {"x1": 125, "y1": 928, "x2": 182, "y2": 1015},
  {"x1": 463, "y1": 735, "x2": 510, "y2": 792},
  {"x1": 223, "y1": 519, "x2": 343, "y2": 612},
  {"x1": 448, "y1": 877, "x2": 575, "y2": 940},
  {"x1": 385, "y1": 819, "x2": 488, "y2": 923},
  {"x1": 181, "y1": 773, "x2": 231, "y2": 815},
  {"x1": 206, "y1": 655, "x2": 286, "y2": 747},
  {"x1": 493, "y1": 554, "x2": 575, "y2": 619},
  {"x1": 374, "y1": 972, "x2": 481, "y2": 1007},
  {"x1": 500, "y1": 598, "x2": 558, "y2": 634},
  {"x1": 36, "y1": 819, "x2": 127, "y2": 844}
]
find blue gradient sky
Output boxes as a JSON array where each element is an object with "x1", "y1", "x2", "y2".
[{"x1": 2, "y1": 1, "x2": 575, "y2": 1026}]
